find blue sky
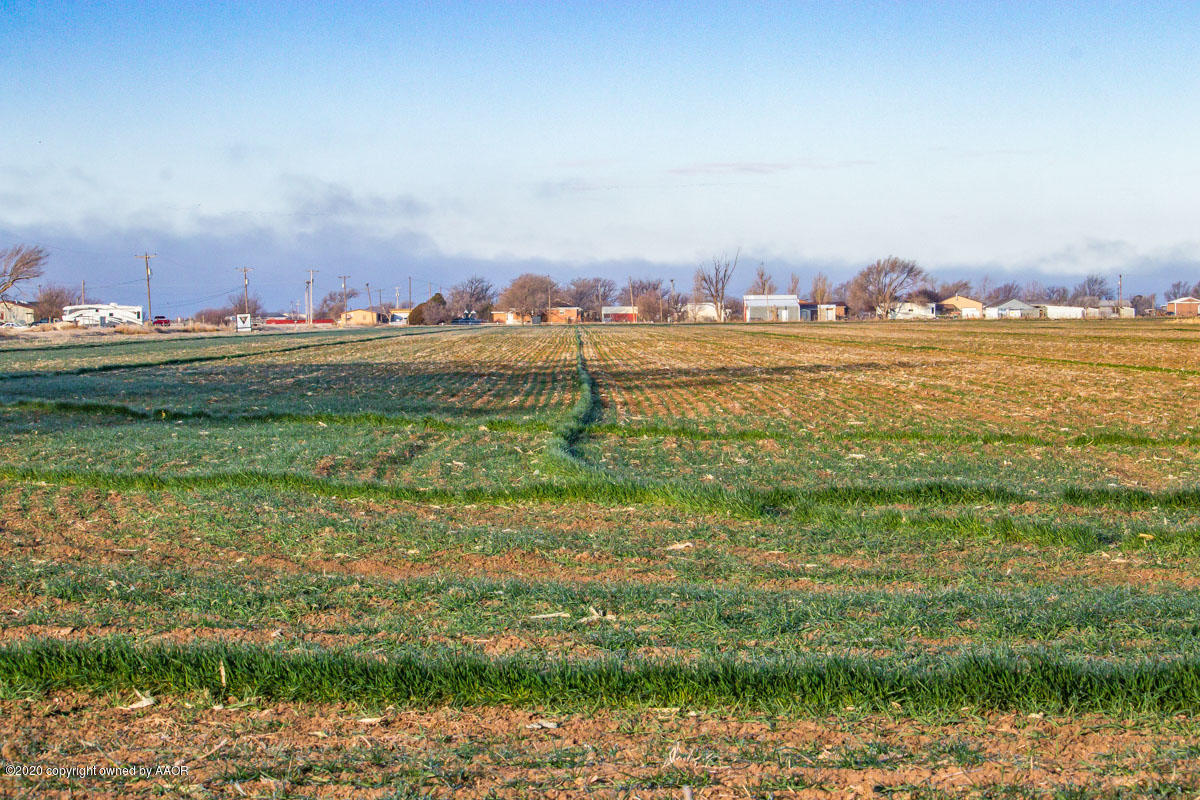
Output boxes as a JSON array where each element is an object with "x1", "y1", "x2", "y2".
[{"x1": 3, "y1": 1, "x2": 1199, "y2": 311}]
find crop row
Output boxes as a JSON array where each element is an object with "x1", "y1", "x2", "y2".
[{"x1": 5, "y1": 638, "x2": 1200, "y2": 714}]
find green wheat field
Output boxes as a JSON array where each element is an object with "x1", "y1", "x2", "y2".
[{"x1": 1, "y1": 320, "x2": 1199, "y2": 798}]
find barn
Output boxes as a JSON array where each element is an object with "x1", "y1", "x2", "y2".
[{"x1": 1167, "y1": 296, "x2": 1200, "y2": 317}]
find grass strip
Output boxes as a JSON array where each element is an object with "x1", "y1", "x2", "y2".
[
  {"x1": 3, "y1": 465, "x2": 1197, "y2": 518},
  {"x1": 3, "y1": 638, "x2": 1200, "y2": 714},
  {"x1": 5, "y1": 398, "x2": 1196, "y2": 450},
  {"x1": 547, "y1": 327, "x2": 603, "y2": 465},
  {"x1": 0, "y1": 326, "x2": 353, "y2": 355},
  {"x1": 0, "y1": 327, "x2": 460, "y2": 382},
  {"x1": 0, "y1": 398, "x2": 554, "y2": 435}
]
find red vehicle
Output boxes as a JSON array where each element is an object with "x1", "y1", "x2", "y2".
[{"x1": 152, "y1": 316, "x2": 171, "y2": 326}]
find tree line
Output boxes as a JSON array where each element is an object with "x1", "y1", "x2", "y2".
[{"x1": 4, "y1": 243, "x2": 1199, "y2": 323}]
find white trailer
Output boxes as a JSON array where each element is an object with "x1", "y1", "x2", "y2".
[{"x1": 62, "y1": 303, "x2": 144, "y2": 326}]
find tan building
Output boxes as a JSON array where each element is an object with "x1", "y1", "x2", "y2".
[
  {"x1": 938, "y1": 295, "x2": 984, "y2": 319},
  {"x1": 0, "y1": 300, "x2": 35, "y2": 326},
  {"x1": 1166, "y1": 296, "x2": 1200, "y2": 317},
  {"x1": 340, "y1": 308, "x2": 388, "y2": 326}
]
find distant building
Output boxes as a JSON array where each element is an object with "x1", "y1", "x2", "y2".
[
  {"x1": 62, "y1": 303, "x2": 143, "y2": 326},
  {"x1": 811, "y1": 303, "x2": 845, "y2": 321},
  {"x1": 743, "y1": 294, "x2": 802, "y2": 322},
  {"x1": 684, "y1": 302, "x2": 721, "y2": 322},
  {"x1": 601, "y1": 306, "x2": 638, "y2": 323},
  {"x1": 937, "y1": 295, "x2": 983, "y2": 319},
  {"x1": 890, "y1": 301, "x2": 937, "y2": 320},
  {"x1": 1166, "y1": 296, "x2": 1200, "y2": 317},
  {"x1": 545, "y1": 306, "x2": 581, "y2": 324},
  {"x1": 492, "y1": 310, "x2": 524, "y2": 324},
  {"x1": 1037, "y1": 304, "x2": 1086, "y2": 320},
  {"x1": 1093, "y1": 300, "x2": 1135, "y2": 319},
  {"x1": 389, "y1": 308, "x2": 412, "y2": 324},
  {"x1": 984, "y1": 299, "x2": 1038, "y2": 319},
  {"x1": 340, "y1": 308, "x2": 388, "y2": 326},
  {"x1": 0, "y1": 300, "x2": 35, "y2": 326}
]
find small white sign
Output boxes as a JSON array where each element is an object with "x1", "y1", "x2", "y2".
[{"x1": 235, "y1": 313, "x2": 252, "y2": 332}]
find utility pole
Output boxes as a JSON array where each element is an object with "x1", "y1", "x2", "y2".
[
  {"x1": 236, "y1": 267, "x2": 254, "y2": 315},
  {"x1": 305, "y1": 269, "x2": 318, "y2": 324},
  {"x1": 394, "y1": 286, "x2": 400, "y2": 310},
  {"x1": 139, "y1": 253, "x2": 156, "y2": 324},
  {"x1": 339, "y1": 275, "x2": 349, "y2": 313},
  {"x1": 365, "y1": 283, "x2": 371, "y2": 313},
  {"x1": 80, "y1": 280, "x2": 85, "y2": 305},
  {"x1": 670, "y1": 278, "x2": 676, "y2": 323},
  {"x1": 1118, "y1": 273, "x2": 1123, "y2": 308},
  {"x1": 628, "y1": 278, "x2": 634, "y2": 309}
]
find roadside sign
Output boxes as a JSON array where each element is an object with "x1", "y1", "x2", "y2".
[{"x1": 236, "y1": 313, "x2": 252, "y2": 332}]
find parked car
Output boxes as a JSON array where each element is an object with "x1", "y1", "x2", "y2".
[
  {"x1": 152, "y1": 316, "x2": 171, "y2": 326},
  {"x1": 451, "y1": 317, "x2": 482, "y2": 325}
]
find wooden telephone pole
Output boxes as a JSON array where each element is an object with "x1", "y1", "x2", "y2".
[
  {"x1": 306, "y1": 269, "x2": 318, "y2": 324},
  {"x1": 236, "y1": 267, "x2": 254, "y2": 315},
  {"x1": 139, "y1": 252, "x2": 156, "y2": 325}
]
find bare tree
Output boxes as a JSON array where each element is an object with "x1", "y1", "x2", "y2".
[
  {"x1": 936, "y1": 279, "x2": 972, "y2": 299},
  {"x1": 985, "y1": 282, "x2": 1021, "y2": 305},
  {"x1": 694, "y1": 251, "x2": 738, "y2": 322},
  {"x1": 810, "y1": 273, "x2": 832, "y2": 304},
  {"x1": 1072, "y1": 273, "x2": 1114, "y2": 303},
  {"x1": 1022, "y1": 281, "x2": 1048, "y2": 303},
  {"x1": 316, "y1": 288, "x2": 359, "y2": 319},
  {"x1": 848, "y1": 256, "x2": 925, "y2": 318},
  {"x1": 31, "y1": 284, "x2": 75, "y2": 322},
  {"x1": 908, "y1": 286, "x2": 941, "y2": 305},
  {"x1": 748, "y1": 263, "x2": 776, "y2": 294},
  {"x1": 1043, "y1": 285, "x2": 1070, "y2": 303},
  {"x1": 195, "y1": 294, "x2": 265, "y2": 326},
  {"x1": 497, "y1": 273, "x2": 557, "y2": 320},
  {"x1": 1166, "y1": 280, "x2": 1195, "y2": 300},
  {"x1": 448, "y1": 275, "x2": 496, "y2": 319},
  {"x1": 0, "y1": 245, "x2": 49, "y2": 299},
  {"x1": 787, "y1": 272, "x2": 801, "y2": 296},
  {"x1": 564, "y1": 277, "x2": 617, "y2": 320}
]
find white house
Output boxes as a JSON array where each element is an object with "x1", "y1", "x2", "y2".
[
  {"x1": 62, "y1": 303, "x2": 144, "y2": 326},
  {"x1": 744, "y1": 294, "x2": 801, "y2": 322},
  {"x1": 984, "y1": 299, "x2": 1038, "y2": 319},
  {"x1": 890, "y1": 301, "x2": 937, "y2": 320}
]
